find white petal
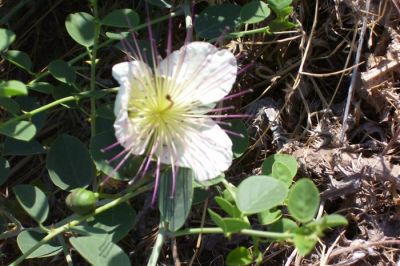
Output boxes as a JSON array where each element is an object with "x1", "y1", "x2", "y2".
[
  {"x1": 158, "y1": 42, "x2": 237, "y2": 105},
  {"x1": 158, "y1": 119, "x2": 233, "y2": 181},
  {"x1": 112, "y1": 61, "x2": 152, "y2": 116},
  {"x1": 112, "y1": 61, "x2": 152, "y2": 154}
]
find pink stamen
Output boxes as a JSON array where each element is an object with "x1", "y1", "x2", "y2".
[
  {"x1": 151, "y1": 157, "x2": 162, "y2": 206},
  {"x1": 224, "y1": 129, "x2": 245, "y2": 138},
  {"x1": 209, "y1": 105, "x2": 235, "y2": 113},
  {"x1": 222, "y1": 89, "x2": 253, "y2": 101},
  {"x1": 105, "y1": 147, "x2": 130, "y2": 164},
  {"x1": 237, "y1": 62, "x2": 254, "y2": 75},
  {"x1": 101, "y1": 141, "x2": 121, "y2": 153}
]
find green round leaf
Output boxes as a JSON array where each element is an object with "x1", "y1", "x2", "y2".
[
  {"x1": 13, "y1": 184, "x2": 49, "y2": 223},
  {"x1": 208, "y1": 209, "x2": 226, "y2": 230},
  {"x1": 261, "y1": 153, "x2": 297, "y2": 178},
  {"x1": 28, "y1": 82, "x2": 54, "y2": 94},
  {"x1": 268, "y1": 0, "x2": 292, "y2": 15},
  {"x1": 236, "y1": 175, "x2": 288, "y2": 215},
  {"x1": 0, "y1": 157, "x2": 10, "y2": 186},
  {"x1": 287, "y1": 179, "x2": 320, "y2": 223},
  {"x1": 240, "y1": 0, "x2": 271, "y2": 24},
  {"x1": 15, "y1": 96, "x2": 47, "y2": 132},
  {"x1": 0, "y1": 28, "x2": 16, "y2": 51},
  {"x1": 271, "y1": 161, "x2": 293, "y2": 187},
  {"x1": 2, "y1": 50, "x2": 32, "y2": 71},
  {"x1": 293, "y1": 233, "x2": 318, "y2": 256},
  {"x1": 17, "y1": 230, "x2": 62, "y2": 258},
  {"x1": 159, "y1": 168, "x2": 194, "y2": 231},
  {"x1": 48, "y1": 59, "x2": 76, "y2": 84},
  {"x1": 0, "y1": 97, "x2": 20, "y2": 115},
  {"x1": 0, "y1": 80, "x2": 27, "y2": 97},
  {"x1": 222, "y1": 119, "x2": 249, "y2": 158},
  {"x1": 65, "y1": 12, "x2": 95, "y2": 47},
  {"x1": 0, "y1": 120, "x2": 37, "y2": 141},
  {"x1": 257, "y1": 208, "x2": 282, "y2": 225},
  {"x1": 47, "y1": 134, "x2": 95, "y2": 191},
  {"x1": 70, "y1": 236, "x2": 130, "y2": 266},
  {"x1": 195, "y1": 4, "x2": 242, "y2": 39},
  {"x1": 223, "y1": 218, "x2": 250, "y2": 233},
  {"x1": 101, "y1": 9, "x2": 140, "y2": 28},
  {"x1": 226, "y1": 246, "x2": 253, "y2": 266},
  {"x1": 3, "y1": 138, "x2": 45, "y2": 155},
  {"x1": 90, "y1": 130, "x2": 143, "y2": 180},
  {"x1": 270, "y1": 218, "x2": 298, "y2": 233},
  {"x1": 90, "y1": 202, "x2": 136, "y2": 242}
]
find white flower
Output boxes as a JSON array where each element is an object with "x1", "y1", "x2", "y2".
[{"x1": 112, "y1": 41, "x2": 237, "y2": 182}]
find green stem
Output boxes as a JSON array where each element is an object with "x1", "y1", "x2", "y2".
[
  {"x1": 173, "y1": 227, "x2": 294, "y2": 240},
  {"x1": 28, "y1": 10, "x2": 182, "y2": 85},
  {"x1": 9, "y1": 183, "x2": 152, "y2": 266},
  {"x1": 0, "y1": 88, "x2": 117, "y2": 129},
  {"x1": 57, "y1": 235, "x2": 74, "y2": 266},
  {"x1": 147, "y1": 226, "x2": 166, "y2": 266},
  {"x1": 89, "y1": 0, "x2": 101, "y2": 138}
]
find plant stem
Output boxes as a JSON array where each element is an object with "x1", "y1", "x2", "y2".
[
  {"x1": 9, "y1": 183, "x2": 152, "y2": 266},
  {"x1": 147, "y1": 226, "x2": 166, "y2": 266},
  {"x1": 173, "y1": 227, "x2": 294, "y2": 240},
  {"x1": 88, "y1": 0, "x2": 101, "y2": 138},
  {"x1": 0, "y1": 88, "x2": 116, "y2": 130}
]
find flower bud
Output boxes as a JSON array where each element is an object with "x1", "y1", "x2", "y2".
[{"x1": 66, "y1": 188, "x2": 96, "y2": 215}]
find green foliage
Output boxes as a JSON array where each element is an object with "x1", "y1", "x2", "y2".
[
  {"x1": 195, "y1": 4, "x2": 242, "y2": 39},
  {"x1": 3, "y1": 138, "x2": 45, "y2": 155},
  {"x1": 101, "y1": 9, "x2": 140, "y2": 28},
  {"x1": 2, "y1": 50, "x2": 32, "y2": 72},
  {"x1": 65, "y1": 12, "x2": 96, "y2": 47},
  {"x1": 0, "y1": 80, "x2": 27, "y2": 97},
  {"x1": 236, "y1": 175, "x2": 288, "y2": 214},
  {"x1": 287, "y1": 178, "x2": 320, "y2": 223},
  {"x1": 47, "y1": 134, "x2": 95, "y2": 191},
  {"x1": 17, "y1": 230, "x2": 62, "y2": 258},
  {"x1": 48, "y1": 59, "x2": 76, "y2": 84},
  {"x1": 226, "y1": 246, "x2": 253, "y2": 266},
  {"x1": 159, "y1": 168, "x2": 194, "y2": 231},
  {"x1": 89, "y1": 202, "x2": 136, "y2": 242},
  {"x1": 240, "y1": 0, "x2": 271, "y2": 24},
  {"x1": 0, "y1": 28, "x2": 16, "y2": 51},
  {"x1": 13, "y1": 185, "x2": 49, "y2": 223},
  {"x1": 223, "y1": 119, "x2": 250, "y2": 158},
  {"x1": 70, "y1": 236, "x2": 131, "y2": 266},
  {"x1": 0, "y1": 120, "x2": 37, "y2": 141}
]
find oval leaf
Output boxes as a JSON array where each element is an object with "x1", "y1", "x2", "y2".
[
  {"x1": 28, "y1": 82, "x2": 54, "y2": 94},
  {"x1": 236, "y1": 175, "x2": 288, "y2": 215},
  {"x1": 90, "y1": 130, "x2": 143, "y2": 180},
  {"x1": 65, "y1": 12, "x2": 95, "y2": 47},
  {"x1": 101, "y1": 9, "x2": 140, "y2": 28},
  {"x1": 261, "y1": 153, "x2": 297, "y2": 178},
  {"x1": 3, "y1": 138, "x2": 44, "y2": 155},
  {"x1": 271, "y1": 161, "x2": 293, "y2": 187},
  {"x1": 240, "y1": 0, "x2": 271, "y2": 24},
  {"x1": 13, "y1": 184, "x2": 49, "y2": 223},
  {"x1": 0, "y1": 28, "x2": 16, "y2": 51},
  {"x1": 287, "y1": 179, "x2": 320, "y2": 223},
  {"x1": 2, "y1": 50, "x2": 32, "y2": 71},
  {"x1": 90, "y1": 202, "x2": 136, "y2": 242},
  {"x1": 0, "y1": 157, "x2": 10, "y2": 186},
  {"x1": 48, "y1": 59, "x2": 76, "y2": 84},
  {"x1": 195, "y1": 4, "x2": 242, "y2": 39},
  {"x1": 17, "y1": 230, "x2": 62, "y2": 258},
  {"x1": 0, "y1": 97, "x2": 20, "y2": 115},
  {"x1": 0, "y1": 80, "x2": 27, "y2": 97},
  {"x1": 47, "y1": 134, "x2": 95, "y2": 191},
  {"x1": 226, "y1": 246, "x2": 253, "y2": 266},
  {"x1": 70, "y1": 236, "x2": 130, "y2": 266},
  {"x1": 222, "y1": 119, "x2": 249, "y2": 158},
  {"x1": 0, "y1": 120, "x2": 37, "y2": 141},
  {"x1": 159, "y1": 167, "x2": 194, "y2": 231}
]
